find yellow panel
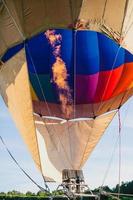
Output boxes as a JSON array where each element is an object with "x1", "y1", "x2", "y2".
[
  {"x1": 0, "y1": 50, "x2": 41, "y2": 171},
  {"x1": 30, "y1": 84, "x2": 38, "y2": 101}
]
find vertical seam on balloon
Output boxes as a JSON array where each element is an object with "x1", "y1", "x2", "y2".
[
  {"x1": 122, "y1": 0, "x2": 133, "y2": 36},
  {"x1": 122, "y1": 5, "x2": 133, "y2": 41},
  {"x1": 74, "y1": 30, "x2": 77, "y2": 119},
  {"x1": 96, "y1": 44, "x2": 122, "y2": 115},
  {"x1": 78, "y1": 120, "x2": 95, "y2": 169},
  {"x1": 64, "y1": 28, "x2": 75, "y2": 168},
  {"x1": 23, "y1": 45, "x2": 47, "y2": 181},
  {"x1": 69, "y1": 0, "x2": 74, "y2": 26},
  {"x1": 92, "y1": 32, "x2": 102, "y2": 116},
  {"x1": 22, "y1": 48, "x2": 42, "y2": 171},
  {"x1": 120, "y1": 0, "x2": 129, "y2": 37},
  {"x1": 2, "y1": 0, "x2": 25, "y2": 40},
  {"x1": 21, "y1": 0, "x2": 26, "y2": 37},
  {"x1": 77, "y1": 0, "x2": 85, "y2": 22},
  {"x1": 102, "y1": 0, "x2": 108, "y2": 20},
  {"x1": 66, "y1": 121, "x2": 73, "y2": 168}
]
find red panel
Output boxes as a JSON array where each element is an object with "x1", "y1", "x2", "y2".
[
  {"x1": 101, "y1": 65, "x2": 124, "y2": 101},
  {"x1": 112, "y1": 62, "x2": 133, "y2": 97},
  {"x1": 94, "y1": 62, "x2": 133, "y2": 102}
]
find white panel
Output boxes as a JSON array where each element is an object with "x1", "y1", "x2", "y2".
[
  {"x1": 35, "y1": 110, "x2": 116, "y2": 175},
  {"x1": 122, "y1": 0, "x2": 133, "y2": 54},
  {"x1": 36, "y1": 129, "x2": 62, "y2": 183}
]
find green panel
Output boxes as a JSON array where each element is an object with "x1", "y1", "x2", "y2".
[{"x1": 29, "y1": 73, "x2": 58, "y2": 103}]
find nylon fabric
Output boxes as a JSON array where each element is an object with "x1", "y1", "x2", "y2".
[
  {"x1": 0, "y1": 50, "x2": 41, "y2": 171},
  {"x1": 34, "y1": 111, "x2": 116, "y2": 182},
  {"x1": 0, "y1": 0, "x2": 83, "y2": 56}
]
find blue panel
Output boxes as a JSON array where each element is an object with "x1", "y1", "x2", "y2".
[
  {"x1": 2, "y1": 29, "x2": 133, "y2": 77},
  {"x1": 25, "y1": 29, "x2": 73, "y2": 74},
  {"x1": 125, "y1": 50, "x2": 133, "y2": 63},
  {"x1": 98, "y1": 33, "x2": 125, "y2": 71},
  {"x1": 2, "y1": 43, "x2": 24, "y2": 62},
  {"x1": 76, "y1": 31, "x2": 100, "y2": 74},
  {"x1": 25, "y1": 33, "x2": 53, "y2": 74}
]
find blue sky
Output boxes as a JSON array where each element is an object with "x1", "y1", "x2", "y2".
[{"x1": 0, "y1": 96, "x2": 133, "y2": 193}]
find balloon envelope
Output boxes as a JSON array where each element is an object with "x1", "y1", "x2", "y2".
[{"x1": 1, "y1": 0, "x2": 133, "y2": 182}]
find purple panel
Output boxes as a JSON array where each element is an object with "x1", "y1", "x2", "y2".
[{"x1": 76, "y1": 73, "x2": 99, "y2": 104}]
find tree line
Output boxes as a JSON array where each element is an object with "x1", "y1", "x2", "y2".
[
  {"x1": 0, "y1": 180, "x2": 133, "y2": 199},
  {"x1": 92, "y1": 180, "x2": 133, "y2": 194}
]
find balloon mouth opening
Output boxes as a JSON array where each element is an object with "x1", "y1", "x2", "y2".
[{"x1": 34, "y1": 109, "x2": 117, "y2": 125}]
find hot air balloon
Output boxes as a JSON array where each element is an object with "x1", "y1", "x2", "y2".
[{"x1": 1, "y1": 0, "x2": 133, "y2": 195}]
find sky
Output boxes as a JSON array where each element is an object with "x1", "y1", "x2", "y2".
[{"x1": 0, "y1": 96, "x2": 133, "y2": 193}]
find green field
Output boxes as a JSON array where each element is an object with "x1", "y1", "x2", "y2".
[{"x1": 0, "y1": 195, "x2": 133, "y2": 200}]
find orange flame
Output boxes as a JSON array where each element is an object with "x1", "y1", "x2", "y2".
[{"x1": 45, "y1": 30, "x2": 73, "y2": 118}]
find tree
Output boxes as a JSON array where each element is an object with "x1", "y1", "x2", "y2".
[
  {"x1": 0, "y1": 192, "x2": 6, "y2": 196},
  {"x1": 37, "y1": 190, "x2": 48, "y2": 197},
  {"x1": 26, "y1": 191, "x2": 34, "y2": 196}
]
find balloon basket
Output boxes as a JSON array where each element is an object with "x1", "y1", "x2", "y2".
[
  {"x1": 62, "y1": 169, "x2": 85, "y2": 194},
  {"x1": 53, "y1": 169, "x2": 99, "y2": 199}
]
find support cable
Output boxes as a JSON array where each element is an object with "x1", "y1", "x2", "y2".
[
  {"x1": 0, "y1": 135, "x2": 50, "y2": 193},
  {"x1": 100, "y1": 102, "x2": 131, "y2": 195},
  {"x1": 118, "y1": 110, "x2": 122, "y2": 200},
  {"x1": 2, "y1": 0, "x2": 53, "y2": 191},
  {"x1": 100, "y1": 136, "x2": 119, "y2": 189}
]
